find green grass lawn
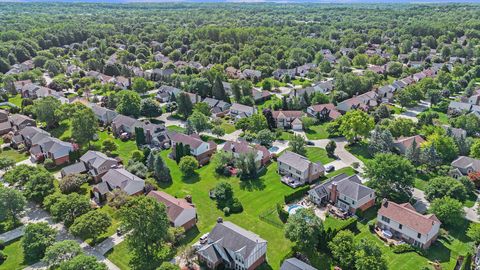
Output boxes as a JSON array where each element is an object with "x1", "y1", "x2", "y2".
[
  {"x1": 1, "y1": 147, "x2": 29, "y2": 162},
  {"x1": 277, "y1": 131, "x2": 293, "y2": 141},
  {"x1": 107, "y1": 150, "x2": 296, "y2": 270},
  {"x1": 0, "y1": 239, "x2": 29, "y2": 270},
  {"x1": 305, "y1": 123, "x2": 330, "y2": 140},
  {"x1": 256, "y1": 96, "x2": 281, "y2": 111},
  {"x1": 8, "y1": 94, "x2": 22, "y2": 108},
  {"x1": 414, "y1": 178, "x2": 429, "y2": 191},
  {"x1": 220, "y1": 121, "x2": 236, "y2": 134},
  {"x1": 49, "y1": 119, "x2": 72, "y2": 141},
  {"x1": 305, "y1": 147, "x2": 334, "y2": 164},
  {"x1": 325, "y1": 166, "x2": 357, "y2": 178},
  {"x1": 106, "y1": 241, "x2": 132, "y2": 270},
  {"x1": 166, "y1": 125, "x2": 186, "y2": 133},
  {"x1": 92, "y1": 131, "x2": 137, "y2": 163},
  {"x1": 346, "y1": 142, "x2": 373, "y2": 164}
]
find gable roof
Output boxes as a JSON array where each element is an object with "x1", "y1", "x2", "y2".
[
  {"x1": 168, "y1": 132, "x2": 207, "y2": 150},
  {"x1": 278, "y1": 151, "x2": 324, "y2": 172},
  {"x1": 281, "y1": 258, "x2": 317, "y2": 270},
  {"x1": 230, "y1": 103, "x2": 254, "y2": 114},
  {"x1": 101, "y1": 168, "x2": 145, "y2": 195},
  {"x1": 271, "y1": 111, "x2": 304, "y2": 119},
  {"x1": 147, "y1": 190, "x2": 195, "y2": 223},
  {"x1": 393, "y1": 135, "x2": 425, "y2": 149},
  {"x1": 309, "y1": 173, "x2": 374, "y2": 201},
  {"x1": 378, "y1": 200, "x2": 440, "y2": 235},
  {"x1": 308, "y1": 104, "x2": 341, "y2": 119},
  {"x1": 80, "y1": 150, "x2": 117, "y2": 169},
  {"x1": 451, "y1": 156, "x2": 480, "y2": 171}
]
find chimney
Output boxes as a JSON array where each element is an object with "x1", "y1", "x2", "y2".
[
  {"x1": 330, "y1": 182, "x2": 338, "y2": 203},
  {"x1": 382, "y1": 198, "x2": 388, "y2": 207},
  {"x1": 217, "y1": 217, "x2": 223, "y2": 223}
]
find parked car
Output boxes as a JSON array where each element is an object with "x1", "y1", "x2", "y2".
[
  {"x1": 325, "y1": 165, "x2": 335, "y2": 172},
  {"x1": 306, "y1": 141, "x2": 314, "y2": 145}
]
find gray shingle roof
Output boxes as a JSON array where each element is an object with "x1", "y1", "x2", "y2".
[
  {"x1": 278, "y1": 151, "x2": 324, "y2": 172},
  {"x1": 309, "y1": 173, "x2": 374, "y2": 202},
  {"x1": 280, "y1": 258, "x2": 317, "y2": 270}
]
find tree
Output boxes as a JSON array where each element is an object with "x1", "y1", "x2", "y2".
[
  {"x1": 212, "y1": 75, "x2": 227, "y2": 101},
  {"x1": 422, "y1": 133, "x2": 458, "y2": 163},
  {"x1": 23, "y1": 167, "x2": 55, "y2": 203},
  {"x1": 365, "y1": 153, "x2": 415, "y2": 202},
  {"x1": 102, "y1": 138, "x2": 117, "y2": 153},
  {"x1": 58, "y1": 174, "x2": 88, "y2": 194},
  {"x1": 301, "y1": 117, "x2": 315, "y2": 130},
  {"x1": 256, "y1": 129, "x2": 275, "y2": 146},
  {"x1": 289, "y1": 134, "x2": 306, "y2": 156},
  {"x1": 135, "y1": 127, "x2": 145, "y2": 146},
  {"x1": 34, "y1": 96, "x2": 61, "y2": 128},
  {"x1": 192, "y1": 102, "x2": 211, "y2": 116},
  {"x1": 429, "y1": 197, "x2": 465, "y2": 226},
  {"x1": 368, "y1": 126, "x2": 393, "y2": 154},
  {"x1": 132, "y1": 77, "x2": 148, "y2": 94},
  {"x1": 0, "y1": 186, "x2": 26, "y2": 223},
  {"x1": 153, "y1": 153, "x2": 171, "y2": 182},
  {"x1": 117, "y1": 90, "x2": 141, "y2": 117},
  {"x1": 70, "y1": 211, "x2": 112, "y2": 242},
  {"x1": 119, "y1": 196, "x2": 170, "y2": 270},
  {"x1": 339, "y1": 110, "x2": 374, "y2": 142},
  {"x1": 329, "y1": 230, "x2": 355, "y2": 270},
  {"x1": 141, "y1": 99, "x2": 162, "y2": 117},
  {"x1": 467, "y1": 223, "x2": 480, "y2": 243},
  {"x1": 284, "y1": 208, "x2": 323, "y2": 251},
  {"x1": 58, "y1": 254, "x2": 107, "y2": 270},
  {"x1": 326, "y1": 140, "x2": 336, "y2": 157},
  {"x1": 42, "y1": 240, "x2": 82, "y2": 268},
  {"x1": 405, "y1": 139, "x2": 421, "y2": 165},
  {"x1": 72, "y1": 107, "x2": 98, "y2": 146},
  {"x1": 187, "y1": 111, "x2": 211, "y2": 133},
  {"x1": 470, "y1": 139, "x2": 480, "y2": 158},
  {"x1": 262, "y1": 109, "x2": 276, "y2": 130},
  {"x1": 425, "y1": 176, "x2": 467, "y2": 202},
  {"x1": 157, "y1": 262, "x2": 180, "y2": 270},
  {"x1": 212, "y1": 126, "x2": 225, "y2": 139},
  {"x1": 213, "y1": 182, "x2": 234, "y2": 203},
  {"x1": 177, "y1": 92, "x2": 194, "y2": 118},
  {"x1": 47, "y1": 193, "x2": 91, "y2": 227},
  {"x1": 352, "y1": 54, "x2": 368, "y2": 68},
  {"x1": 355, "y1": 239, "x2": 387, "y2": 270},
  {"x1": 421, "y1": 144, "x2": 442, "y2": 171},
  {"x1": 0, "y1": 157, "x2": 15, "y2": 171},
  {"x1": 179, "y1": 156, "x2": 199, "y2": 176},
  {"x1": 108, "y1": 189, "x2": 130, "y2": 209},
  {"x1": 22, "y1": 222, "x2": 57, "y2": 262}
]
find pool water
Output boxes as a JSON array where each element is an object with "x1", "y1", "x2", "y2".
[{"x1": 287, "y1": 204, "x2": 306, "y2": 215}]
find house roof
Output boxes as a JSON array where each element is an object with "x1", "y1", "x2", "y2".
[
  {"x1": 147, "y1": 190, "x2": 195, "y2": 223},
  {"x1": 19, "y1": 126, "x2": 50, "y2": 139},
  {"x1": 309, "y1": 173, "x2": 374, "y2": 202},
  {"x1": 101, "y1": 168, "x2": 145, "y2": 195},
  {"x1": 451, "y1": 156, "x2": 480, "y2": 172},
  {"x1": 378, "y1": 200, "x2": 440, "y2": 235},
  {"x1": 202, "y1": 97, "x2": 220, "y2": 108},
  {"x1": 168, "y1": 132, "x2": 209, "y2": 150},
  {"x1": 222, "y1": 140, "x2": 257, "y2": 156},
  {"x1": 278, "y1": 151, "x2": 324, "y2": 172},
  {"x1": 10, "y1": 114, "x2": 35, "y2": 127},
  {"x1": 80, "y1": 150, "x2": 118, "y2": 169},
  {"x1": 393, "y1": 135, "x2": 425, "y2": 149},
  {"x1": 207, "y1": 221, "x2": 267, "y2": 259},
  {"x1": 448, "y1": 101, "x2": 471, "y2": 111},
  {"x1": 271, "y1": 111, "x2": 304, "y2": 119},
  {"x1": 280, "y1": 258, "x2": 317, "y2": 270},
  {"x1": 61, "y1": 162, "x2": 87, "y2": 176},
  {"x1": 230, "y1": 103, "x2": 254, "y2": 114},
  {"x1": 308, "y1": 104, "x2": 341, "y2": 119}
]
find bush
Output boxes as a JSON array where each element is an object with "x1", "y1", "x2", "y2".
[
  {"x1": 284, "y1": 186, "x2": 310, "y2": 204},
  {"x1": 461, "y1": 252, "x2": 472, "y2": 270},
  {"x1": 0, "y1": 250, "x2": 7, "y2": 262},
  {"x1": 230, "y1": 198, "x2": 243, "y2": 213},
  {"x1": 367, "y1": 220, "x2": 376, "y2": 231},
  {"x1": 392, "y1": 244, "x2": 415, "y2": 254},
  {"x1": 0, "y1": 240, "x2": 4, "y2": 250},
  {"x1": 276, "y1": 203, "x2": 289, "y2": 223},
  {"x1": 223, "y1": 207, "x2": 230, "y2": 215},
  {"x1": 43, "y1": 158, "x2": 55, "y2": 169}
]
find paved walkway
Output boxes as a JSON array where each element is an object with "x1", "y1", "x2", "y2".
[{"x1": 393, "y1": 100, "x2": 430, "y2": 123}]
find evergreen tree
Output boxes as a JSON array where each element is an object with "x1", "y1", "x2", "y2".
[
  {"x1": 175, "y1": 143, "x2": 184, "y2": 164},
  {"x1": 153, "y1": 154, "x2": 171, "y2": 182},
  {"x1": 146, "y1": 150, "x2": 156, "y2": 171},
  {"x1": 262, "y1": 109, "x2": 276, "y2": 130},
  {"x1": 405, "y1": 139, "x2": 421, "y2": 165},
  {"x1": 135, "y1": 127, "x2": 145, "y2": 146},
  {"x1": 212, "y1": 75, "x2": 227, "y2": 101}
]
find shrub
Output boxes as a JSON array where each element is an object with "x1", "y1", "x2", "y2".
[
  {"x1": 0, "y1": 250, "x2": 7, "y2": 262},
  {"x1": 43, "y1": 158, "x2": 55, "y2": 169},
  {"x1": 276, "y1": 203, "x2": 289, "y2": 223},
  {"x1": 367, "y1": 220, "x2": 376, "y2": 231},
  {"x1": 223, "y1": 207, "x2": 230, "y2": 215},
  {"x1": 230, "y1": 198, "x2": 243, "y2": 213},
  {"x1": 0, "y1": 240, "x2": 4, "y2": 250},
  {"x1": 284, "y1": 186, "x2": 310, "y2": 204},
  {"x1": 392, "y1": 244, "x2": 415, "y2": 254}
]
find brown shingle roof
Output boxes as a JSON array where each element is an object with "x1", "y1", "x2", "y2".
[
  {"x1": 147, "y1": 190, "x2": 194, "y2": 223},
  {"x1": 378, "y1": 201, "x2": 440, "y2": 235}
]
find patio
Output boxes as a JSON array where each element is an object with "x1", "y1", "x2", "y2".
[{"x1": 281, "y1": 175, "x2": 305, "y2": 188}]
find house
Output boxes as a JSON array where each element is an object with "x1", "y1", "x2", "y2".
[
  {"x1": 307, "y1": 104, "x2": 341, "y2": 121},
  {"x1": 242, "y1": 69, "x2": 262, "y2": 80},
  {"x1": 448, "y1": 101, "x2": 472, "y2": 114},
  {"x1": 391, "y1": 80, "x2": 407, "y2": 91},
  {"x1": 146, "y1": 68, "x2": 175, "y2": 81},
  {"x1": 296, "y1": 63, "x2": 316, "y2": 77},
  {"x1": 61, "y1": 150, "x2": 119, "y2": 182},
  {"x1": 308, "y1": 173, "x2": 375, "y2": 213},
  {"x1": 12, "y1": 80, "x2": 32, "y2": 93},
  {"x1": 413, "y1": 72, "x2": 427, "y2": 82},
  {"x1": 9, "y1": 114, "x2": 36, "y2": 130},
  {"x1": 186, "y1": 92, "x2": 201, "y2": 104},
  {"x1": 156, "y1": 85, "x2": 181, "y2": 103},
  {"x1": 21, "y1": 84, "x2": 64, "y2": 100},
  {"x1": 90, "y1": 104, "x2": 118, "y2": 125},
  {"x1": 336, "y1": 91, "x2": 378, "y2": 113},
  {"x1": 273, "y1": 69, "x2": 296, "y2": 80},
  {"x1": 277, "y1": 151, "x2": 324, "y2": 184},
  {"x1": 368, "y1": 64, "x2": 386, "y2": 74},
  {"x1": 111, "y1": 115, "x2": 144, "y2": 137},
  {"x1": 393, "y1": 135, "x2": 425, "y2": 155},
  {"x1": 443, "y1": 125, "x2": 467, "y2": 139},
  {"x1": 11, "y1": 126, "x2": 50, "y2": 149},
  {"x1": 469, "y1": 94, "x2": 480, "y2": 106},
  {"x1": 378, "y1": 85, "x2": 396, "y2": 102},
  {"x1": 147, "y1": 190, "x2": 197, "y2": 230},
  {"x1": 110, "y1": 76, "x2": 130, "y2": 89},
  {"x1": 280, "y1": 258, "x2": 317, "y2": 270},
  {"x1": 377, "y1": 199, "x2": 441, "y2": 249},
  {"x1": 225, "y1": 67, "x2": 243, "y2": 79},
  {"x1": 222, "y1": 140, "x2": 271, "y2": 166},
  {"x1": 252, "y1": 89, "x2": 271, "y2": 103},
  {"x1": 93, "y1": 168, "x2": 145, "y2": 201},
  {"x1": 29, "y1": 136, "x2": 75, "y2": 165},
  {"x1": 0, "y1": 110, "x2": 11, "y2": 135},
  {"x1": 143, "y1": 122, "x2": 168, "y2": 146},
  {"x1": 197, "y1": 220, "x2": 267, "y2": 270},
  {"x1": 168, "y1": 132, "x2": 216, "y2": 165},
  {"x1": 450, "y1": 156, "x2": 480, "y2": 178},
  {"x1": 271, "y1": 111, "x2": 304, "y2": 130},
  {"x1": 230, "y1": 103, "x2": 255, "y2": 121}
]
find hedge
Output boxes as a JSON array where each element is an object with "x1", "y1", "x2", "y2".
[
  {"x1": 461, "y1": 253, "x2": 472, "y2": 270},
  {"x1": 284, "y1": 186, "x2": 310, "y2": 204}
]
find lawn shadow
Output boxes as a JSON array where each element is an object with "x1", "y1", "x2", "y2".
[
  {"x1": 182, "y1": 172, "x2": 200, "y2": 184},
  {"x1": 424, "y1": 241, "x2": 452, "y2": 264},
  {"x1": 239, "y1": 178, "x2": 266, "y2": 191},
  {"x1": 48, "y1": 121, "x2": 70, "y2": 139},
  {"x1": 178, "y1": 226, "x2": 201, "y2": 246},
  {"x1": 158, "y1": 180, "x2": 173, "y2": 189}
]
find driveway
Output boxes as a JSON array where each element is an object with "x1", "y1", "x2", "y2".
[
  {"x1": 156, "y1": 113, "x2": 186, "y2": 127},
  {"x1": 309, "y1": 137, "x2": 364, "y2": 173},
  {"x1": 393, "y1": 100, "x2": 430, "y2": 122},
  {"x1": 412, "y1": 188, "x2": 429, "y2": 214}
]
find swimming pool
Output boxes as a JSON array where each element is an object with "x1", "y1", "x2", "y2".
[
  {"x1": 287, "y1": 204, "x2": 306, "y2": 215},
  {"x1": 268, "y1": 146, "x2": 279, "y2": 153}
]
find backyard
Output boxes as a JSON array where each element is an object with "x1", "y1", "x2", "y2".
[
  {"x1": 1, "y1": 147, "x2": 29, "y2": 163},
  {"x1": 0, "y1": 239, "x2": 29, "y2": 270},
  {"x1": 305, "y1": 147, "x2": 334, "y2": 164}
]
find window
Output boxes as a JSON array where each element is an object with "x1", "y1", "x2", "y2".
[
  {"x1": 352, "y1": 201, "x2": 355, "y2": 205},
  {"x1": 398, "y1": 224, "x2": 403, "y2": 230},
  {"x1": 417, "y1": 233, "x2": 421, "y2": 239},
  {"x1": 381, "y1": 216, "x2": 390, "y2": 223}
]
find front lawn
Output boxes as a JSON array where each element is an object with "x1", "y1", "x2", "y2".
[
  {"x1": 1, "y1": 147, "x2": 29, "y2": 163},
  {"x1": 166, "y1": 125, "x2": 186, "y2": 133},
  {"x1": 325, "y1": 166, "x2": 357, "y2": 178},
  {"x1": 305, "y1": 123, "x2": 330, "y2": 140},
  {"x1": 0, "y1": 239, "x2": 29, "y2": 270},
  {"x1": 92, "y1": 131, "x2": 137, "y2": 163},
  {"x1": 105, "y1": 241, "x2": 131, "y2": 270},
  {"x1": 345, "y1": 141, "x2": 373, "y2": 164},
  {"x1": 8, "y1": 95, "x2": 22, "y2": 108},
  {"x1": 108, "y1": 150, "x2": 296, "y2": 270},
  {"x1": 305, "y1": 147, "x2": 334, "y2": 164},
  {"x1": 220, "y1": 121, "x2": 236, "y2": 134}
]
